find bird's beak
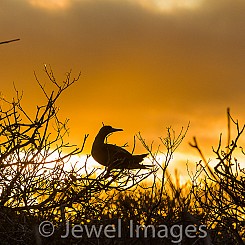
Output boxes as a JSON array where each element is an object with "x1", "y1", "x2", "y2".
[{"x1": 111, "y1": 127, "x2": 123, "y2": 132}]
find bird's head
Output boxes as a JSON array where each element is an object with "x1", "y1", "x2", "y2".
[{"x1": 98, "y1": 125, "x2": 123, "y2": 137}]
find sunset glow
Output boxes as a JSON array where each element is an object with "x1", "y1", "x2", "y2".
[
  {"x1": 1, "y1": 1, "x2": 244, "y2": 242},
  {"x1": 2, "y1": 0, "x2": 245, "y2": 172},
  {"x1": 28, "y1": 0, "x2": 71, "y2": 10},
  {"x1": 136, "y1": 0, "x2": 203, "y2": 12},
  {"x1": 27, "y1": 0, "x2": 204, "y2": 12}
]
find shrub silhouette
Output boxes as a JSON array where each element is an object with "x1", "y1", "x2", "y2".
[
  {"x1": 189, "y1": 108, "x2": 245, "y2": 244},
  {"x1": 0, "y1": 66, "x2": 159, "y2": 244},
  {"x1": 0, "y1": 67, "x2": 244, "y2": 244}
]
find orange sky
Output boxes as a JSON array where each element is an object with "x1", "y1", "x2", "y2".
[{"x1": 1, "y1": 0, "x2": 245, "y2": 175}]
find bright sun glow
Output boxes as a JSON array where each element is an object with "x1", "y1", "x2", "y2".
[
  {"x1": 28, "y1": 0, "x2": 71, "y2": 10},
  {"x1": 137, "y1": 0, "x2": 204, "y2": 12}
]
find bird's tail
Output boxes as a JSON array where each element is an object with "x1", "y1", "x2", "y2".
[
  {"x1": 133, "y1": 153, "x2": 153, "y2": 168},
  {"x1": 133, "y1": 153, "x2": 148, "y2": 163}
]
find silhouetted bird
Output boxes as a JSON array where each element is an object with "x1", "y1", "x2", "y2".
[{"x1": 92, "y1": 125, "x2": 151, "y2": 170}]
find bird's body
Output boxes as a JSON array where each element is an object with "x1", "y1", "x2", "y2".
[{"x1": 92, "y1": 126, "x2": 150, "y2": 170}]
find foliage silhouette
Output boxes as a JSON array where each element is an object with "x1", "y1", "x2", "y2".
[
  {"x1": 0, "y1": 67, "x2": 244, "y2": 244},
  {"x1": 0, "y1": 66, "x2": 159, "y2": 244}
]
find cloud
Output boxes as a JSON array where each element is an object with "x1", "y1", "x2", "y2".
[{"x1": 1, "y1": 0, "x2": 245, "y2": 149}]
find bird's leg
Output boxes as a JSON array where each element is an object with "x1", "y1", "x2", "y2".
[{"x1": 104, "y1": 165, "x2": 115, "y2": 179}]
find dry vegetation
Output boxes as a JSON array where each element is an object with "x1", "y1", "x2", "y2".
[{"x1": 0, "y1": 67, "x2": 244, "y2": 244}]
